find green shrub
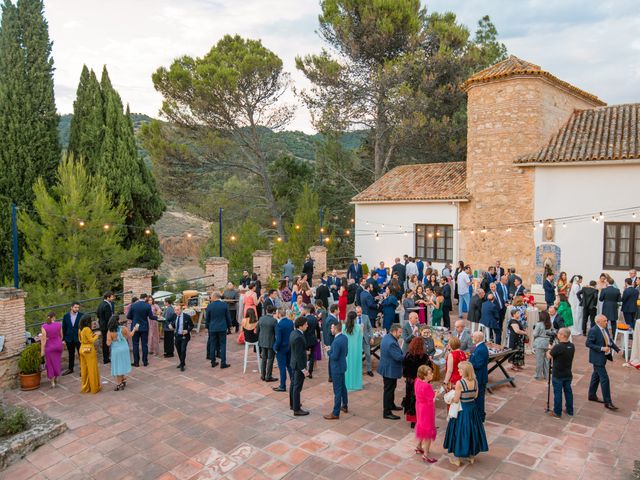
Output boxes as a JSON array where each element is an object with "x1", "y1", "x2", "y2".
[
  {"x1": 0, "y1": 407, "x2": 28, "y2": 437},
  {"x1": 362, "y1": 263, "x2": 369, "y2": 276},
  {"x1": 18, "y1": 344, "x2": 41, "y2": 375}
]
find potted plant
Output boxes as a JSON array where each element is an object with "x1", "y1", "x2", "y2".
[{"x1": 18, "y1": 343, "x2": 42, "y2": 391}]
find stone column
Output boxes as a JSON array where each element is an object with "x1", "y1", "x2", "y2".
[
  {"x1": 309, "y1": 245, "x2": 328, "y2": 280},
  {"x1": 121, "y1": 268, "x2": 154, "y2": 305},
  {"x1": 252, "y1": 250, "x2": 272, "y2": 281},
  {"x1": 0, "y1": 288, "x2": 26, "y2": 388},
  {"x1": 205, "y1": 257, "x2": 229, "y2": 293}
]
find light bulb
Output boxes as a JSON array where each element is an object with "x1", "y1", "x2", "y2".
[
  {"x1": 538, "y1": 220, "x2": 543, "y2": 228},
  {"x1": 599, "y1": 212, "x2": 604, "y2": 219},
  {"x1": 506, "y1": 227, "x2": 512, "y2": 233},
  {"x1": 480, "y1": 227, "x2": 487, "y2": 233},
  {"x1": 320, "y1": 227, "x2": 324, "y2": 233},
  {"x1": 345, "y1": 230, "x2": 350, "y2": 235},
  {"x1": 103, "y1": 224, "x2": 110, "y2": 230},
  {"x1": 276, "y1": 237, "x2": 282, "y2": 242},
  {"x1": 187, "y1": 233, "x2": 192, "y2": 238},
  {"x1": 562, "y1": 223, "x2": 567, "y2": 228},
  {"x1": 230, "y1": 235, "x2": 236, "y2": 241},
  {"x1": 324, "y1": 237, "x2": 330, "y2": 243},
  {"x1": 633, "y1": 213, "x2": 637, "y2": 219},
  {"x1": 144, "y1": 229, "x2": 151, "y2": 235},
  {"x1": 79, "y1": 220, "x2": 85, "y2": 227}
]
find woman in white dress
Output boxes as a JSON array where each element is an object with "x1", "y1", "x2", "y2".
[{"x1": 569, "y1": 275, "x2": 583, "y2": 336}]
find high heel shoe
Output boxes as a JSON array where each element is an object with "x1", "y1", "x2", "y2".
[
  {"x1": 121, "y1": 381, "x2": 126, "y2": 390},
  {"x1": 114, "y1": 383, "x2": 122, "y2": 391},
  {"x1": 414, "y1": 447, "x2": 424, "y2": 455}
]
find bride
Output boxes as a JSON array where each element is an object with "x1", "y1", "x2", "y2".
[{"x1": 569, "y1": 275, "x2": 583, "y2": 336}]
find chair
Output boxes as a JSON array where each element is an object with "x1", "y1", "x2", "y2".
[
  {"x1": 243, "y1": 341, "x2": 261, "y2": 374},
  {"x1": 480, "y1": 324, "x2": 492, "y2": 341},
  {"x1": 614, "y1": 327, "x2": 632, "y2": 362}
]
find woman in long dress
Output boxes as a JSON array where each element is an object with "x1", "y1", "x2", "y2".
[
  {"x1": 443, "y1": 361, "x2": 488, "y2": 466},
  {"x1": 402, "y1": 337, "x2": 431, "y2": 428},
  {"x1": 338, "y1": 284, "x2": 348, "y2": 321},
  {"x1": 414, "y1": 365, "x2": 438, "y2": 463},
  {"x1": 106, "y1": 315, "x2": 134, "y2": 391},
  {"x1": 430, "y1": 288, "x2": 444, "y2": 327},
  {"x1": 344, "y1": 312, "x2": 363, "y2": 391},
  {"x1": 41, "y1": 312, "x2": 63, "y2": 388},
  {"x1": 569, "y1": 275, "x2": 583, "y2": 336},
  {"x1": 79, "y1": 316, "x2": 101, "y2": 394},
  {"x1": 243, "y1": 283, "x2": 258, "y2": 318},
  {"x1": 414, "y1": 285, "x2": 427, "y2": 324}
]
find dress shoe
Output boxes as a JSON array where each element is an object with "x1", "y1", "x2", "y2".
[
  {"x1": 328, "y1": 377, "x2": 332, "y2": 383},
  {"x1": 211, "y1": 361, "x2": 219, "y2": 368},
  {"x1": 391, "y1": 406, "x2": 403, "y2": 411},
  {"x1": 323, "y1": 413, "x2": 339, "y2": 420},
  {"x1": 260, "y1": 376, "x2": 266, "y2": 381},
  {"x1": 367, "y1": 371, "x2": 374, "y2": 377},
  {"x1": 272, "y1": 387, "x2": 286, "y2": 392},
  {"x1": 163, "y1": 354, "x2": 174, "y2": 358},
  {"x1": 62, "y1": 369, "x2": 73, "y2": 376},
  {"x1": 384, "y1": 413, "x2": 400, "y2": 420},
  {"x1": 180, "y1": 365, "x2": 185, "y2": 372},
  {"x1": 176, "y1": 364, "x2": 181, "y2": 368},
  {"x1": 341, "y1": 406, "x2": 348, "y2": 414},
  {"x1": 131, "y1": 363, "x2": 139, "y2": 367},
  {"x1": 265, "y1": 377, "x2": 278, "y2": 382},
  {"x1": 220, "y1": 364, "x2": 230, "y2": 369},
  {"x1": 588, "y1": 396, "x2": 604, "y2": 403},
  {"x1": 604, "y1": 404, "x2": 619, "y2": 411},
  {"x1": 293, "y1": 409, "x2": 309, "y2": 416},
  {"x1": 143, "y1": 363, "x2": 149, "y2": 367},
  {"x1": 104, "y1": 360, "x2": 111, "y2": 364},
  {"x1": 548, "y1": 411, "x2": 561, "y2": 419},
  {"x1": 307, "y1": 373, "x2": 313, "y2": 379}
]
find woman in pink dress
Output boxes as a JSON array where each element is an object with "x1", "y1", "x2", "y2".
[
  {"x1": 414, "y1": 365, "x2": 437, "y2": 463},
  {"x1": 41, "y1": 312, "x2": 63, "y2": 388},
  {"x1": 243, "y1": 283, "x2": 258, "y2": 317}
]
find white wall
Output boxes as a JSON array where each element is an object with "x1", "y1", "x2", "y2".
[
  {"x1": 354, "y1": 202, "x2": 459, "y2": 272},
  {"x1": 534, "y1": 162, "x2": 640, "y2": 286}
]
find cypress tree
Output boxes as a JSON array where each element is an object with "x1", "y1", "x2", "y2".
[
  {"x1": 68, "y1": 66, "x2": 103, "y2": 171},
  {"x1": 0, "y1": 0, "x2": 59, "y2": 282}
]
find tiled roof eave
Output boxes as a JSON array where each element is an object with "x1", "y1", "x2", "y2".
[{"x1": 515, "y1": 156, "x2": 640, "y2": 166}]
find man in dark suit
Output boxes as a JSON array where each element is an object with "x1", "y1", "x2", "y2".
[
  {"x1": 169, "y1": 303, "x2": 193, "y2": 371},
  {"x1": 586, "y1": 314, "x2": 620, "y2": 410},
  {"x1": 162, "y1": 298, "x2": 176, "y2": 358},
  {"x1": 96, "y1": 291, "x2": 115, "y2": 364},
  {"x1": 376, "y1": 324, "x2": 404, "y2": 419},
  {"x1": 548, "y1": 305, "x2": 565, "y2": 330},
  {"x1": 481, "y1": 293, "x2": 501, "y2": 344},
  {"x1": 273, "y1": 308, "x2": 294, "y2": 392},
  {"x1": 347, "y1": 258, "x2": 363, "y2": 284},
  {"x1": 303, "y1": 304, "x2": 320, "y2": 379},
  {"x1": 302, "y1": 256, "x2": 314, "y2": 284},
  {"x1": 315, "y1": 281, "x2": 330, "y2": 309},
  {"x1": 360, "y1": 283, "x2": 378, "y2": 326},
  {"x1": 495, "y1": 261, "x2": 505, "y2": 280},
  {"x1": 441, "y1": 278, "x2": 452, "y2": 329},
  {"x1": 469, "y1": 331, "x2": 489, "y2": 422},
  {"x1": 346, "y1": 278, "x2": 358, "y2": 311},
  {"x1": 543, "y1": 273, "x2": 556, "y2": 308},
  {"x1": 323, "y1": 321, "x2": 349, "y2": 420},
  {"x1": 327, "y1": 270, "x2": 341, "y2": 302},
  {"x1": 126, "y1": 293, "x2": 157, "y2": 367},
  {"x1": 577, "y1": 280, "x2": 598, "y2": 335},
  {"x1": 622, "y1": 278, "x2": 639, "y2": 330},
  {"x1": 258, "y1": 305, "x2": 278, "y2": 381},
  {"x1": 322, "y1": 304, "x2": 340, "y2": 382},
  {"x1": 354, "y1": 278, "x2": 366, "y2": 307},
  {"x1": 205, "y1": 291, "x2": 231, "y2": 368},
  {"x1": 61, "y1": 302, "x2": 83, "y2": 375},
  {"x1": 391, "y1": 257, "x2": 406, "y2": 287},
  {"x1": 467, "y1": 288, "x2": 485, "y2": 327},
  {"x1": 262, "y1": 289, "x2": 278, "y2": 311},
  {"x1": 512, "y1": 277, "x2": 525, "y2": 298},
  {"x1": 490, "y1": 282, "x2": 507, "y2": 326},
  {"x1": 289, "y1": 316, "x2": 309, "y2": 415},
  {"x1": 599, "y1": 278, "x2": 622, "y2": 336}
]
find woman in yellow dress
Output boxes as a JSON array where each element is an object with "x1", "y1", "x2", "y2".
[{"x1": 79, "y1": 316, "x2": 102, "y2": 394}]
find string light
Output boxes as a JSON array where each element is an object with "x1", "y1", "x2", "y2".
[
  {"x1": 427, "y1": 233, "x2": 433, "y2": 238},
  {"x1": 381, "y1": 224, "x2": 385, "y2": 228},
  {"x1": 532, "y1": 224, "x2": 536, "y2": 231},
  {"x1": 599, "y1": 212, "x2": 604, "y2": 220},
  {"x1": 470, "y1": 230, "x2": 475, "y2": 234},
  {"x1": 78, "y1": 220, "x2": 85, "y2": 227},
  {"x1": 103, "y1": 224, "x2": 110, "y2": 230},
  {"x1": 350, "y1": 218, "x2": 354, "y2": 223},
  {"x1": 276, "y1": 237, "x2": 282, "y2": 242},
  {"x1": 633, "y1": 213, "x2": 637, "y2": 219},
  {"x1": 295, "y1": 225, "x2": 300, "y2": 230},
  {"x1": 480, "y1": 226, "x2": 487, "y2": 233},
  {"x1": 324, "y1": 237, "x2": 330, "y2": 243},
  {"x1": 345, "y1": 230, "x2": 350, "y2": 235},
  {"x1": 547, "y1": 222, "x2": 552, "y2": 228},
  {"x1": 506, "y1": 227, "x2": 512, "y2": 233},
  {"x1": 375, "y1": 231, "x2": 379, "y2": 240},
  {"x1": 230, "y1": 235, "x2": 236, "y2": 241},
  {"x1": 272, "y1": 220, "x2": 277, "y2": 226},
  {"x1": 538, "y1": 220, "x2": 544, "y2": 228},
  {"x1": 186, "y1": 233, "x2": 192, "y2": 238},
  {"x1": 562, "y1": 223, "x2": 567, "y2": 228},
  {"x1": 144, "y1": 228, "x2": 151, "y2": 235},
  {"x1": 403, "y1": 231, "x2": 408, "y2": 237},
  {"x1": 320, "y1": 227, "x2": 324, "y2": 233}
]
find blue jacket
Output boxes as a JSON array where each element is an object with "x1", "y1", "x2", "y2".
[
  {"x1": 360, "y1": 290, "x2": 378, "y2": 321},
  {"x1": 274, "y1": 317, "x2": 294, "y2": 353},
  {"x1": 480, "y1": 300, "x2": 500, "y2": 329},
  {"x1": 496, "y1": 283, "x2": 509, "y2": 306},
  {"x1": 381, "y1": 295, "x2": 398, "y2": 327},
  {"x1": 205, "y1": 300, "x2": 231, "y2": 333},
  {"x1": 376, "y1": 333, "x2": 404, "y2": 379},
  {"x1": 599, "y1": 286, "x2": 621, "y2": 322},
  {"x1": 622, "y1": 287, "x2": 639, "y2": 313},
  {"x1": 328, "y1": 333, "x2": 348, "y2": 374},
  {"x1": 543, "y1": 279, "x2": 556, "y2": 305},
  {"x1": 322, "y1": 314, "x2": 339, "y2": 346},
  {"x1": 126, "y1": 301, "x2": 157, "y2": 332},
  {"x1": 347, "y1": 263, "x2": 363, "y2": 283},
  {"x1": 586, "y1": 325, "x2": 619, "y2": 366},
  {"x1": 416, "y1": 260, "x2": 424, "y2": 281},
  {"x1": 62, "y1": 311, "x2": 84, "y2": 344},
  {"x1": 469, "y1": 342, "x2": 489, "y2": 386}
]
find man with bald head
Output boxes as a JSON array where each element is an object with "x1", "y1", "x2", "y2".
[
  {"x1": 469, "y1": 331, "x2": 489, "y2": 421},
  {"x1": 401, "y1": 312, "x2": 420, "y2": 353},
  {"x1": 452, "y1": 320, "x2": 472, "y2": 353},
  {"x1": 546, "y1": 328, "x2": 575, "y2": 418},
  {"x1": 586, "y1": 314, "x2": 620, "y2": 410}
]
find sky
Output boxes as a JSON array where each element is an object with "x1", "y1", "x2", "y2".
[{"x1": 43, "y1": 0, "x2": 640, "y2": 133}]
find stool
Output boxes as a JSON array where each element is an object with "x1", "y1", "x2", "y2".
[
  {"x1": 470, "y1": 322, "x2": 480, "y2": 333},
  {"x1": 243, "y1": 341, "x2": 261, "y2": 374},
  {"x1": 614, "y1": 328, "x2": 632, "y2": 361}
]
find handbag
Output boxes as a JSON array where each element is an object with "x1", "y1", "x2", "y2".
[
  {"x1": 448, "y1": 401, "x2": 461, "y2": 419},
  {"x1": 523, "y1": 334, "x2": 530, "y2": 344},
  {"x1": 80, "y1": 345, "x2": 92, "y2": 354},
  {"x1": 237, "y1": 330, "x2": 245, "y2": 345}
]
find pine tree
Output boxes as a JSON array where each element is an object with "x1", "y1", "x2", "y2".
[
  {"x1": 18, "y1": 157, "x2": 140, "y2": 310},
  {"x1": 68, "y1": 66, "x2": 104, "y2": 170},
  {"x1": 0, "y1": 0, "x2": 59, "y2": 282}
]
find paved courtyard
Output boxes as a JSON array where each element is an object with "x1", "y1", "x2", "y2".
[{"x1": 2, "y1": 320, "x2": 639, "y2": 480}]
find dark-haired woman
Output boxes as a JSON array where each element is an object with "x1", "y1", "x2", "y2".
[
  {"x1": 403, "y1": 337, "x2": 432, "y2": 428},
  {"x1": 106, "y1": 315, "x2": 134, "y2": 390},
  {"x1": 344, "y1": 311, "x2": 363, "y2": 391},
  {"x1": 41, "y1": 312, "x2": 63, "y2": 388},
  {"x1": 79, "y1": 316, "x2": 101, "y2": 394}
]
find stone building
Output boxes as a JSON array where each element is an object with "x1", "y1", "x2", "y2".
[{"x1": 353, "y1": 56, "x2": 640, "y2": 286}]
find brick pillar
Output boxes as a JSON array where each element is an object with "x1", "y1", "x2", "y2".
[
  {"x1": 252, "y1": 250, "x2": 272, "y2": 281},
  {"x1": 121, "y1": 268, "x2": 154, "y2": 305},
  {"x1": 309, "y1": 246, "x2": 328, "y2": 282},
  {"x1": 0, "y1": 288, "x2": 26, "y2": 388},
  {"x1": 205, "y1": 257, "x2": 229, "y2": 293}
]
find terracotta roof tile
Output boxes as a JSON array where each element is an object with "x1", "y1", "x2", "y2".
[
  {"x1": 351, "y1": 161, "x2": 468, "y2": 203},
  {"x1": 516, "y1": 103, "x2": 640, "y2": 164},
  {"x1": 461, "y1": 55, "x2": 605, "y2": 106}
]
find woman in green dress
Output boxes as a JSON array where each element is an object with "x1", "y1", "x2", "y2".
[
  {"x1": 430, "y1": 287, "x2": 444, "y2": 327},
  {"x1": 557, "y1": 294, "x2": 573, "y2": 327},
  {"x1": 344, "y1": 311, "x2": 363, "y2": 391}
]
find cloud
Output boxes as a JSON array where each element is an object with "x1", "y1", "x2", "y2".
[{"x1": 44, "y1": 0, "x2": 640, "y2": 133}]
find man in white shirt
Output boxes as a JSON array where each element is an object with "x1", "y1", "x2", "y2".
[
  {"x1": 405, "y1": 258, "x2": 419, "y2": 286},
  {"x1": 457, "y1": 265, "x2": 472, "y2": 319}
]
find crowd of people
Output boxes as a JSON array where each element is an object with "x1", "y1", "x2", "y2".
[{"x1": 34, "y1": 256, "x2": 638, "y2": 468}]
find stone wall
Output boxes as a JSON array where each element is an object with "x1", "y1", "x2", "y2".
[
  {"x1": 0, "y1": 288, "x2": 26, "y2": 389},
  {"x1": 121, "y1": 268, "x2": 154, "y2": 305},
  {"x1": 309, "y1": 246, "x2": 327, "y2": 282},
  {"x1": 252, "y1": 251, "x2": 272, "y2": 281},
  {"x1": 459, "y1": 75, "x2": 602, "y2": 286},
  {"x1": 204, "y1": 257, "x2": 229, "y2": 293}
]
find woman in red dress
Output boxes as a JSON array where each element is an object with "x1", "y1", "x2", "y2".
[
  {"x1": 443, "y1": 336, "x2": 466, "y2": 388},
  {"x1": 338, "y1": 280, "x2": 348, "y2": 321}
]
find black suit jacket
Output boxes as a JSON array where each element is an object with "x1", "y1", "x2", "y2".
[
  {"x1": 577, "y1": 286, "x2": 598, "y2": 311},
  {"x1": 622, "y1": 287, "x2": 639, "y2": 313},
  {"x1": 303, "y1": 314, "x2": 320, "y2": 348},
  {"x1": 289, "y1": 329, "x2": 307, "y2": 371},
  {"x1": 96, "y1": 300, "x2": 114, "y2": 331},
  {"x1": 391, "y1": 263, "x2": 406, "y2": 284},
  {"x1": 599, "y1": 286, "x2": 621, "y2": 322},
  {"x1": 468, "y1": 295, "x2": 483, "y2": 324},
  {"x1": 170, "y1": 312, "x2": 193, "y2": 339}
]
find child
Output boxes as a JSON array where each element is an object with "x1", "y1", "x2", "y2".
[{"x1": 414, "y1": 365, "x2": 438, "y2": 463}]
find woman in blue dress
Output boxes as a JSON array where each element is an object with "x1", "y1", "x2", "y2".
[
  {"x1": 106, "y1": 316, "x2": 134, "y2": 391},
  {"x1": 381, "y1": 287, "x2": 399, "y2": 332},
  {"x1": 443, "y1": 361, "x2": 488, "y2": 466},
  {"x1": 344, "y1": 311, "x2": 363, "y2": 391}
]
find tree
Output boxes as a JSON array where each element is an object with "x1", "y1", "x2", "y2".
[
  {"x1": 151, "y1": 34, "x2": 295, "y2": 237},
  {"x1": 68, "y1": 66, "x2": 165, "y2": 269},
  {"x1": 18, "y1": 157, "x2": 140, "y2": 310},
  {"x1": 0, "y1": 0, "x2": 59, "y2": 282}
]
